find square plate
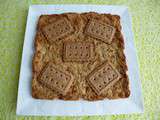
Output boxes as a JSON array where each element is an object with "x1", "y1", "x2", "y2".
[{"x1": 16, "y1": 5, "x2": 144, "y2": 116}]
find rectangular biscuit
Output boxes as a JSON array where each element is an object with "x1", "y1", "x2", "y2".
[
  {"x1": 63, "y1": 41, "x2": 95, "y2": 62},
  {"x1": 87, "y1": 61, "x2": 120, "y2": 95},
  {"x1": 38, "y1": 62, "x2": 74, "y2": 95},
  {"x1": 42, "y1": 18, "x2": 73, "y2": 43},
  {"x1": 85, "y1": 19, "x2": 116, "y2": 44}
]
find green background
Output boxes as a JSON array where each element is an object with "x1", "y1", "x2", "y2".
[{"x1": 0, "y1": 0, "x2": 160, "y2": 119}]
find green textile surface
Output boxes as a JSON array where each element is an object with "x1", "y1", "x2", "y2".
[{"x1": 0, "y1": 0, "x2": 160, "y2": 119}]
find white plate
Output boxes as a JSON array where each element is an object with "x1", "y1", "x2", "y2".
[{"x1": 16, "y1": 5, "x2": 144, "y2": 116}]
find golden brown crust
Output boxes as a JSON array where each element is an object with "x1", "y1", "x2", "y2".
[{"x1": 32, "y1": 12, "x2": 130, "y2": 101}]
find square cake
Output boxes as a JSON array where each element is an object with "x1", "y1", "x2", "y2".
[{"x1": 32, "y1": 12, "x2": 130, "y2": 101}]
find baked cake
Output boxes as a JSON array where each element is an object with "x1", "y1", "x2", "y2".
[{"x1": 32, "y1": 12, "x2": 130, "y2": 101}]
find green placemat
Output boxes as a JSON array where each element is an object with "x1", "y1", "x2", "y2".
[{"x1": 0, "y1": 0, "x2": 160, "y2": 119}]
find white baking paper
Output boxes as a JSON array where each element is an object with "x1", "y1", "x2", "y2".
[{"x1": 16, "y1": 5, "x2": 144, "y2": 116}]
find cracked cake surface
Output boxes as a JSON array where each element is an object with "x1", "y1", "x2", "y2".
[{"x1": 32, "y1": 12, "x2": 130, "y2": 101}]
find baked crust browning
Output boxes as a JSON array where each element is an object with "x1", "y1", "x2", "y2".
[{"x1": 32, "y1": 12, "x2": 130, "y2": 100}]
